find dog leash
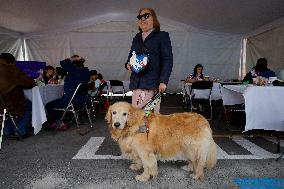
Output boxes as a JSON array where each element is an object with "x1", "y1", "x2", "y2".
[
  {"x1": 142, "y1": 92, "x2": 162, "y2": 114},
  {"x1": 141, "y1": 92, "x2": 162, "y2": 139}
]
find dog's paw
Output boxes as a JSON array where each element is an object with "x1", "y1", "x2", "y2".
[
  {"x1": 190, "y1": 173, "x2": 204, "y2": 181},
  {"x1": 135, "y1": 174, "x2": 150, "y2": 182},
  {"x1": 181, "y1": 165, "x2": 193, "y2": 172},
  {"x1": 130, "y1": 164, "x2": 142, "y2": 171}
]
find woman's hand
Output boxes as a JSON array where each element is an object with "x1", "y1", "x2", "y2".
[{"x1": 159, "y1": 83, "x2": 167, "y2": 92}]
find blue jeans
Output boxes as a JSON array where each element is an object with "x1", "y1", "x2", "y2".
[{"x1": 4, "y1": 99, "x2": 32, "y2": 136}]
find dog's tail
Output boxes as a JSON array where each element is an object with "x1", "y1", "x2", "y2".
[{"x1": 206, "y1": 139, "x2": 217, "y2": 169}]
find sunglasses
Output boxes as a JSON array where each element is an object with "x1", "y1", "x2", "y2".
[{"x1": 137, "y1": 13, "x2": 152, "y2": 20}]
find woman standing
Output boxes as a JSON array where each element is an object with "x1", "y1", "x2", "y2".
[{"x1": 125, "y1": 8, "x2": 173, "y2": 113}]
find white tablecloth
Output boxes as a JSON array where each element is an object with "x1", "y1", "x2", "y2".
[
  {"x1": 221, "y1": 85, "x2": 246, "y2": 105},
  {"x1": 24, "y1": 85, "x2": 64, "y2": 134},
  {"x1": 221, "y1": 85, "x2": 284, "y2": 132},
  {"x1": 183, "y1": 82, "x2": 222, "y2": 100}
]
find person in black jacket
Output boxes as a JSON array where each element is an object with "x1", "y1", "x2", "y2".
[
  {"x1": 45, "y1": 55, "x2": 90, "y2": 129},
  {"x1": 243, "y1": 58, "x2": 276, "y2": 84},
  {"x1": 125, "y1": 8, "x2": 173, "y2": 113}
]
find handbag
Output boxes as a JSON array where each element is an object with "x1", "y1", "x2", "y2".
[{"x1": 129, "y1": 36, "x2": 151, "y2": 76}]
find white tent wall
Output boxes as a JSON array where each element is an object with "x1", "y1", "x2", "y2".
[
  {"x1": 0, "y1": 27, "x2": 24, "y2": 60},
  {"x1": 246, "y1": 24, "x2": 284, "y2": 77},
  {"x1": 23, "y1": 17, "x2": 241, "y2": 92},
  {"x1": 169, "y1": 31, "x2": 241, "y2": 92}
]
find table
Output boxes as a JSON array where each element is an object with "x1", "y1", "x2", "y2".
[
  {"x1": 221, "y1": 85, "x2": 245, "y2": 105},
  {"x1": 222, "y1": 85, "x2": 284, "y2": 132},
  {"x1": 183, "y1": 82, "x2": 222, "y2": 100},
  {"x1": 24, "y1": 85, "x2": 64, "y2": 134}
]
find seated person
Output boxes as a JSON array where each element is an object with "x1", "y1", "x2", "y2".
[
  {"x1": 89, "y1": 70, "x2": 102, "y2": 96},
  {"x1": 185, "y1": 64, "x2": 204, "y2": 83},
  {"x1": 56, "y1": 67, "x2": 67, "y2": 79},
  {"x1": 42, "y1": 65, "x2": 57, "y2": 84},
  {"x1": 97, "y1": 73, "x2": 106, "y2": 84},
  {"x1": 55, "y1": 67, "x2": 67, "y2": 84},
  {"x1": 0, "y1": 53, "x2": 35, "y2": 137},
  {"x1": 92, "y1": 72, "x2": 109, "y2": 112},
  {"x1": 45, "y1": 55, "x2": 90, "y2": 129},
  {"x1": 243, "y1": 58, "x2": 276, "y2": 84},
  {"x1": 90, "y1": 70, "x2": 101, "y2": 89}
]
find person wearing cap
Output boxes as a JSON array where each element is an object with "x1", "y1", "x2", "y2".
[
  {"x1": 45, "y1": 55, "x2": 90, "y2": 129},
  {"x1": 0, "y1": 53, "x2": 35, "y2": 138}
]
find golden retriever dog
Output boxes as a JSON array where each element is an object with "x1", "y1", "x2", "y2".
[{"x1": 105, "y1": 102, "x2": 217, "y2": 182}]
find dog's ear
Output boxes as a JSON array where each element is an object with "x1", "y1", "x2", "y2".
[{"x1": 105, "y1": 104, "x2": 112, "y2": 125}]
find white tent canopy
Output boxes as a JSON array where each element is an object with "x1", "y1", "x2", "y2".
[{"x1": 1, "y1": 0, "x2": 284, "y2": 92}]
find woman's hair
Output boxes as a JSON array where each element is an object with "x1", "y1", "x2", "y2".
[
  {"x1": 193, "y1": 64, "x2": 204, "y2": 77},
  {"x1": 97, "y1": 73, "x2": 103, "y2": 80},
  {"x1": 255, "y1": 58, "x2": 268, "y2": 72},
  {"x1": 43, "y1": 65, "x2": 55, "y2": 76},
  {"x1": 138, "y1": 8, "x2": 160, "y2": 32}
]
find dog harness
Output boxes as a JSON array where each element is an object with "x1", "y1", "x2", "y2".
[{"x1": 136, "y1": 92, "x2": 162, "y2": 139}]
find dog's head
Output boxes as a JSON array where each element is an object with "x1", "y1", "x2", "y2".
[
  {"x1": 105, "y1": 102, "x2": 131, "y2": 130},
  {"x1": 105, "y1": 102, "x2": 144, "y2": 131}
]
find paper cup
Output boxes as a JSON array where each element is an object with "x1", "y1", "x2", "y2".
[{"x1": 204, "y1": 76, "x2": 209, "y2": 81}]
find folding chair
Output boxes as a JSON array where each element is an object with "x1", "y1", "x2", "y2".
[
  {"x1": 0, "y1": 109, "x2": 6, "y2": 149},
  {"x1": 101, "y1": 82, "x2": 109, "y2": 100},
  {"x1": 220, "y1": 84, "x2": 245, "y2": 128},
  {"x1": 180, "y1": 80, "x2": 188, "y2": 107},
  {"x1": 189, "y1": 81, "x2": 213, "y2": 120},
  {"x1": 54, "y1": 82, "x2": 95, "y2": 129},
  {"x1": 89, "y1": 82, "x2": 108, "y2": 112},
  {"x1": 109, "y1": 80, "x2": 126, "y2": 100},
  {"x1": 0, "y1": 94, "x2": 21, "y2": 139}
]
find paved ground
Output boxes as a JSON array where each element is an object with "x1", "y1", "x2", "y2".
[{"x1": 0, "y1": 95, "x2": 283, "y2": 189}]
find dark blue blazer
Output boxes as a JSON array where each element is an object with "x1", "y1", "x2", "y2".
[
  {"x1": 126, "y1": 29, "x2": 173, "y2": 90},
  {"x1": 60, "y1": 59, "x2": 90, "y2": 105}
]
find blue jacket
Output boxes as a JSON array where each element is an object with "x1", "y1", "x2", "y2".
[
  {"x1": 60, "y1": 59, "x2": 90, "y2": 105},
  {"x1": 126, "y1": 30, "x2": 173, "y2": 90}
]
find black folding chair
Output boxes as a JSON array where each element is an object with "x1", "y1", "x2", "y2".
[
  {"x1": 54, "y1": 82, "x2": 95, "y2": 129},
  {"x1": 0, "y1": 94, "x2": 21, "y2": 139},
  {"x1": 180, "y1": 80, "x2": 189, "y2": 108},
  {"x1": 189, "y1": 81, "x2": 213, "y2": 120},
  {"x1": 89, "y1": 82, "x2": 108, "y2": 112},
  {"x1": 109, "y1": 80, "x2": 126, "y2": 100}
]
